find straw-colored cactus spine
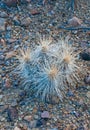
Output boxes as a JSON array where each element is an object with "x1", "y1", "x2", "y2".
[{"x1": 14, "y1": 37, "x2": 84, "y2": 101}]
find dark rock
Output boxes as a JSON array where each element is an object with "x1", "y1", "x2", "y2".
[
  {"x1": 0, "y1": 2, "x2": 11, "y2": 11},
  {"x1": 13, "y1": 15, "x2": 21, "y2": 26},
  {"x1": 17, "y1": 91, "x2": 27, "y2": 103},
  {"x1": 20, "y1": 0, "x2": 31, "y2": 4},
  {"x1": 76, "y1": 86, "x2": 88, "y2": 92},
  {"x1": 80, "y1": 52, "x2": 90, "y2": 61},
  {"x1": 82, "y1": 103, "x2": 88, "y2": 111},
  {"x1": 13, "y1": 20, "x2": 21, "y2": 26},
  {"x1": 4, "y1": 0, "x2": 18, "y2": 7},
  {"x1": 77, "y1": 126, "x2": 85, "y2": 130},
  {"x1": 6, "y1": 107, "x2": 18, "y2": 122},
  {"x1": 36, "y1": 119, "x2": 43, "y2": 127},
  {"x1": 5, "y1": 31, "x2": 11, "y2": 39},
  {"x1": 84, "y1": 75, "x2": 90, "y2": 85}
]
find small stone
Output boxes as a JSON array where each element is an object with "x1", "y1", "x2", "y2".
[
  {"x1": 26, "y1": 0, "x2": 31, "y2": 2},
  {"x1": 30, "y1": 120, "x2": 37, "y2": 128},
  {"x1": 6, "y1": 107, "x2": 18, "y2": 122},
  {"x1": 36, "y1": 119, "x2": 43, "y2": 127},
  {"x1": 0, "y1": 95, "x2": 3, "y2": 99},
  {"x1": 68, "y1": 16, "x2": 82, "y2": 26},
  {"x1": 13, "y1": 15, "x2": 21, "y2": 26},
  {"x1": 5, "y1": 31, "x2": 11, "y2": 39},
  {"x1": 80, "y1": 52, "x2": 90, "y2": 61},
  {"x1": 85, "y1": 75, "x2": 90, "y2": 84},
  {"x1": 5, "y1": 51, "x2": 17, "y2": 59},
  {"x1": 87, "y1": 31, "x2": 90, "y2": 35},
  {"x1": 82, "y1": 104, "x2": 88, "y2": 111},
  {"x1": 41, "y1": 111, "x2": 50, "y2": 119},
  {"x1": 7, "y1": 39, "x2": 16, "y2": 44},
  {"x1": 20, "y1": 0, "x2": 30, "y2": 4},
  {"x1": 11, "y1": 100, "x2": 18, "y2": 107},
  {"x1": 4, "y1": 0, "x2": 18, "y2": 7},
  {"x1": 0, "y1": 11, "x2": 8, "y2": 18},
  {"x1": 24, "y1": 115, "x2": 32, "y2": 122},
  {"x1": 21, "y1": 17, "x2": 31, "y2": 27},
  {"x1": 50, "y1": 128, "x2": 58, "y2": 130},
  {"x1": 51, "y1": 96, "x2": 60, "y2": 104},
  {"x1": 67, "y1": 90, "x2": 74, "y2": 97},
  {"x1": 14, "y1": 126, "x2": 21, "y2": 130},
  {"x1": 86, "y1": 91, "x2": 90, "y2": 98},
  {"x1": 0, "y1": 116, "x2": 5, "y2": 121},
  {"x1": 31, "y1": 9, "x2": 40, "y2": 15},
  {"x1": 4, "y1": 78, "x2": 11, "y2": 88},
  {"x1": 0, "y1": 18, "x2": 6, "y2": 31},
  {"x1": 6, "y1": 25, "x2": 12, "y2": 31},
  {"x1": 34, "y1": 115, "x2": 39, "y2": 120}
]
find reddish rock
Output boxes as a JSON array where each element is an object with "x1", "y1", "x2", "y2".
[
  {"x1": 31, "y1": 9, "x2": 40, "y2": 15},
  {"x1": 5, "y1": 78, "x2": 11, "y2": 88}
]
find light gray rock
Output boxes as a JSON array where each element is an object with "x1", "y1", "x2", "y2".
[{"x1": 0, "y1": 18, "x2": 6, "y2": 31}]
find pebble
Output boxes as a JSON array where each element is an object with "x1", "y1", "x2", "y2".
[
  {"x1": 6, "y1": 25, "x2": 12, "y2": 31},
  {"x1": 31, "y1": 9, "x2": 40, "y2": 15},
  {"x1": 0, "y1": 95, "x2": 3, "y2": 99},
  {"x1": 86, "y1": 91, "x2": 90, "y2": 98},
  {"x1": 30, "y1": 120, "x2": 37, "y2": 128},
  {"x1": 36, "y1": 119, "x2": 43, "y2": 127},
  {"x1": 5, "y1": 51, "x2": 17, "y2": 59},
  {"x1": 4, "y1": 0, "x2": 18, "y2": 7},
  {"x1": 50, "y1": 128, "x2": 58, "y2": 130},
  {"x1": 80, "y1": 52, "x2": 90, "y2": 61},
  {"x1": 5, "y1": 31, "x2": 11, "y2": 39},
  {"x1": 20, "y1": 0, "x2": 30, "y2": 4},
  {"x1": 85, "y1": 75, "x2": 90, "y2": 84},
  {"x1": 67, "y1": 90, "x2": 74, "y2": 97},
  {"x1": 41, "y1": 111, "x2": 50, "y2": 119},
  {"x1": 6, "y1": 107, "x2": 18, "y2": 122},
  {"x1": 13, "y1": 16, "x2": 21, "y2": 26},
  {"x1": 0, "y1": 1, "x2": 89, "y2": 130},
  {"x1": 4, "y1": 78, "x2": 11, "y2": 88},
  {"x1": 11, "y1": 100, "x2": 18, "y2": 107},
  {"x1": 0, "y1": 11, "x2": 8, "y2": 18},
  {"x1": 21, "y1": 17, "x2": 31, "y2": 27},
  {"x1": 0, "y1": 117, "x2": 5, "y2": 122},
  {"x1": 24, "y1": 115, "x2": 32, "y2": 122},
  {"x1": 14, "y1": 126, "x2": 21, "y2": 130},
  {"x1": 0, "y1": 18, "x2": 6, "y2": 31},
  {"x1": 68, "y1": 16, "x2": 82, "y2": 26}
]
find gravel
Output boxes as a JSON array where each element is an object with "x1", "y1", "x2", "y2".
[{"x1": 0, "y1": 0, "x2": 90, "y2": 129}]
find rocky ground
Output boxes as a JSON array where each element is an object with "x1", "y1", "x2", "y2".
[{"x1": 0, "y1": 0, "x2": 90, "y2": 130}]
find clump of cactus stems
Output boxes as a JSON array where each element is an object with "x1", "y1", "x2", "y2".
[{"x1": 15, "y1": 36, "x2": 84, "y2": 102}]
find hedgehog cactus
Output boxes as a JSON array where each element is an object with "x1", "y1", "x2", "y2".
[
  {"x1": 14, "y1": 37, "x2": 84, "y2": 101},
  {"x1": 56, "y1": 40, "x2": 82, "y2": 87}
]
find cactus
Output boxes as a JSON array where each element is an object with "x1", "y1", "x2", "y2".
[
  {"x1": 14, "y1": 37, "x2": 84, "y2": 101},
  {"x1": 56, "y1": 40, "x2": 81, "y2": 87}
]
